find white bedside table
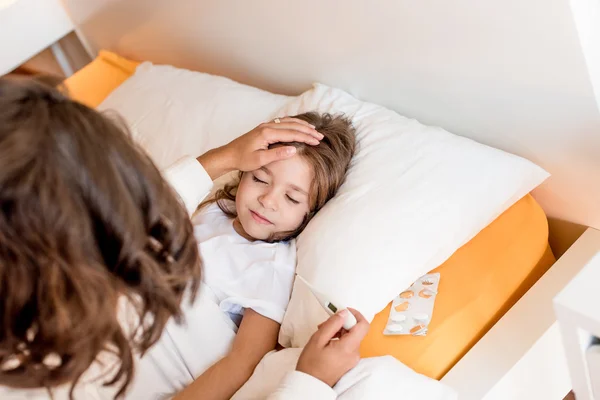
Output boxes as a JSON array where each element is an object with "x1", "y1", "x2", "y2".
[
  {"x1": 443, "y1": 227, "x2": 600, "y2": 400},
  {"x1": 555, "y1": 229, "x2": 600, "y2": 400},
  {"x1": 0, "y1": 0, "x2": 84, "y2": 76}
]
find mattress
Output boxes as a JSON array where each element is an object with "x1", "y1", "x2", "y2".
[
  {"x1": 63, "y1": 50, "x2": 140, "y2": 108},
  {"x1": 64, "y1": 51, "x2": 555, "y2": 380},
  {"x1": 360, "y1": 194, "x2": 555, "y2": 379}
]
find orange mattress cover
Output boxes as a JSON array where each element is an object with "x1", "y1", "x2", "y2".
[
  {"x1": 63, "y1": 50, "x2": 140, "y2": 108},
  {"x1": 64, "y1": 51, "x2": 555, "y2": 380},
  {"x1": 361, "y1": 194, "x2": 554, "y2": 378}
]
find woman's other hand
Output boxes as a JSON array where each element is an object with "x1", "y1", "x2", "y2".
[{"x1": 296, "y1": 308, "x2": 370, "y2": 387}]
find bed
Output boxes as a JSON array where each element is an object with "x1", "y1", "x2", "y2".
[{"x1": 63, "y1": 50, "x2": 556, "y2": 382}]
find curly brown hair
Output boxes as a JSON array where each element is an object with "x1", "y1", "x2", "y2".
[
  {"x1": 203, "y1": 112, "x2": 356, "y2": 242},
  {"x1": 0, "y1": 78, "x2": 201, "y2": 397}
]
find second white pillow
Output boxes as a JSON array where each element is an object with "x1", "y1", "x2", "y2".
[{"x1": 98, "y1": 62, "x2": 295, "y2": 169}]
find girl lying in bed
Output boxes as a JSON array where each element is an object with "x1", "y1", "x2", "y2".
[{"x1": 140, "y1": 113, "x2": 357, "y2": 399}]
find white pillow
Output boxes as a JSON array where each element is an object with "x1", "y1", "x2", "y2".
[
  {"x1": 277, "y1": 84, "x2": 549, "y2": 348},
  {"x1": 97, "y1": 62, "x2": 296, "y2": 169}
]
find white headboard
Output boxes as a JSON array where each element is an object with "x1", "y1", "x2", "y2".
[{"x1": 64, "y1": 0, "x2": 600, "y2": 230}]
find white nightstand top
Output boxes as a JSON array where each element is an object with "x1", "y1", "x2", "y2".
[
  {"x1": 554, "y1": 235, "x2": 600, "y2": 329},
  {"x1": 0, "y1": 0, "x2": 74, "y2": 75}
]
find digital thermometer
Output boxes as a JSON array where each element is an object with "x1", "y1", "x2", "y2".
[{"x1": 296, "y1": 274, "x2": 357, "y2": 330}]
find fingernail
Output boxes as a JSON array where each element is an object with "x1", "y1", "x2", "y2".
[
  {"x1": 338, "y1": 309, "x2": 349, "y2": 317},
  {"x1": 311, "y1": 139, "x2": 320, "y2": 145},
  {"x1": 309, "y1": 124, "x2": 316, "y2": 128},
  {"x1": 286, "y1": 147, "x2": 297, "y2": 155}
]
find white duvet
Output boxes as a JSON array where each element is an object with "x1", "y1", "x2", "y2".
[
  {"x1": 234, "y1": 348, "x2": 456, "y2": 400},
  {"x1": 127, "y1": 287, "x2": 456, "y2": 399}
]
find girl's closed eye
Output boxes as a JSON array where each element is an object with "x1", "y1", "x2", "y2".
[
  {"x1": 253, "y1": 174, "x2": 267, "y2": 184},
  {"x1": 286, "y1": 195, "x2": 300, "y2": 205}
]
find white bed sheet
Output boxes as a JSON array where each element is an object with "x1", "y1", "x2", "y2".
[{"x1": 127, "y1": 282, "x2": 455, "y2": 399}]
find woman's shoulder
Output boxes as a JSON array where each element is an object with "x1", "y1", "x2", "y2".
[{"x1": 0, "y1": 353, "x2": 121, "y2": 399}]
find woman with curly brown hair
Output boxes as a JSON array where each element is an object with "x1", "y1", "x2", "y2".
[{"x1": 0, "y1": 78, "x2": 369, "y2": 399}]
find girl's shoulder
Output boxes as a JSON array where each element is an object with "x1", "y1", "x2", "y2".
[
  {"x1": 191, "y1": 202, "x2": 237, "y2": 243},
  {"x1": 192, "y1": 202, "x2": 230, "y2": 224},
  {"x1": 251, "y1": 238, "x2": 297, "y2": 271},
  {"x1": 277, "y1": 239, "x2": 297, "y2": 267}
]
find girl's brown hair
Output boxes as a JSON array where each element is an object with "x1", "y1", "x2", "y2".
[
  {"x1": 0, "y1": 78, "x2": 201, "y2": 397},
  {"x1": 205, "y1": 112, "x2": 356, "y2": 242}
]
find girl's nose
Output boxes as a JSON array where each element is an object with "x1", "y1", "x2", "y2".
[{"x1": 258, "y1": 190, "x2": 278, "y2": 211}]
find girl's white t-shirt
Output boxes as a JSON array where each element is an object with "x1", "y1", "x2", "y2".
[{"x1": 193, "y1": 203, "x2": 296, "y2": 326}]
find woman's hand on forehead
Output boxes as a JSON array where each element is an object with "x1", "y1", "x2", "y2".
[
  {"x1": 231, "y1": 117, "x2": 323, "y2": 172},
  {"x1": 198, "y1": 117, "x2": 323, "y2": 180}
]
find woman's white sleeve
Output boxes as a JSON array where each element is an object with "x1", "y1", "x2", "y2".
[
  {"x1": 163, "y1": 156, "x2": 214, "y2": 217},
  {"x1": 266, "y1": 371, "x2": 336, "y2": 400}
]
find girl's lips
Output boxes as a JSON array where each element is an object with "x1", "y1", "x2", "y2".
[{"x1": 250, "y1": 210, "x2": 273, "y2": 225}]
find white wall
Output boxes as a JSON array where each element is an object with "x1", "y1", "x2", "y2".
[
  {"x1": 570, "y1": 0, "x2": 600, "y2": 112},
  {"x1": 63, "y1": 0, "x2": 600, "y2": 230}
]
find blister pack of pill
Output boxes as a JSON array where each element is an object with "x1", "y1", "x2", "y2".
[{"x1": 383, "y1": 273, "x2": 440, "y2": 336}]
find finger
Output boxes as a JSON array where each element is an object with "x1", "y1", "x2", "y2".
[
  {"x1": 316, "y1": 321, "x2": 339, "y2": 331},
  {"x1": 258, "y1": 146, "x2": 297, "y2": 166},
  {"x1": 264, "y1": 123, "x2": 324, "y2": 141},
  {"x1": 312, "y1": 311, "x2": 349, "y2": 347},
  {"x1": 348, "y1": 308, "x2": 367, "y2": 323},
  {"x1": 263, "y1": 128, "x2": 321, "y2": 146},
  {"x1": 270, "y1": 117, "x2": 315, "y2": 129},
  {"x1": 337, "y1": 309, "x2": 370, "y2": 350},
  {"x1": 316, "y1": 323, "x2": 344, "y2": 342},
  {"x1": 278, "y1": 117, "x2": 316, "y2": 129},
  {"x1": 264, "y1": 124, "x2": 323, "y2": 142}
]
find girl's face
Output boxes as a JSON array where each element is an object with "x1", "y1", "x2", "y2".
[{"x1": 234, "y1": 155, "x2": 312, "y2": 241}]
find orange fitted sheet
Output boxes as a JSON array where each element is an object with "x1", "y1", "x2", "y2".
[
  {"x1": 65, "y1": 51, "x2": 555, "y2": 381},
  {"x1": 63, "y1": 50, "x2": 140, "y2": 108},
  {"x1": 360, "y1": 194, "x2": 555, "y2": 379}
]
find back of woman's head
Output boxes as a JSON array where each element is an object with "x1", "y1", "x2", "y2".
[
  {"x1": 0, "y1": 78, "x2": 201, "y2": 396},
  {"x1": 212, "y1": 112, "x2": 356, "y2": 241}
]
